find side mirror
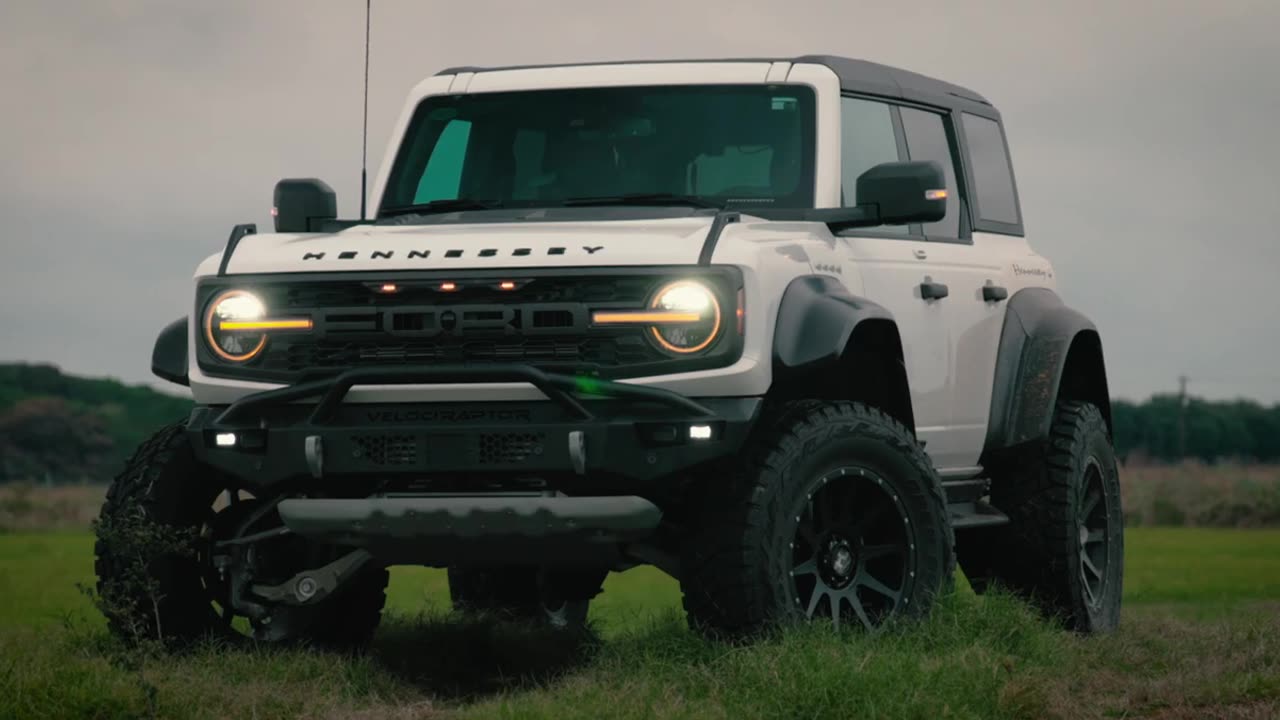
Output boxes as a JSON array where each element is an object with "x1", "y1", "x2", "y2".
[
  {"x1": 273, "y1": 179, "x2": 337, "y2": 233},
  {"x1": 854, "y1": 160, "x2": 947, "y2": 225}
]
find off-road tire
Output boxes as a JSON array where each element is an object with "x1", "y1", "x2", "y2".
[
  {"x1": 957, "y1": 401, "x2": 1123, "y2": 632},
  {"x1": 448, "y1": 567, "x2": 601, "y2": 629},
  {"x1": 94, "y1": 421, "x2": 389, "y2": 649},
  {"x1": 679, "y1": 401, "x2": 954, "y2": 637}
]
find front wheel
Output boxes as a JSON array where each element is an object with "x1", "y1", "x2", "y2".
[
  {"x1": 679, "y1": 401, "x2": 954, "y2": 637},
  {"x1": 94, "y1": 422, "x2": 388, "y2": 649}
]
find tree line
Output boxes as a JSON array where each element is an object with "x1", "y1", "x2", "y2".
[
  {"x1": 1112, "y1": 395, "x2": 1280, "y2": 464},
  {"x1": 1, "y1": 363, "x2": 1278, "y2": 484},
  {"x1": 0, "y1": 364, "x2": 192, "y2": 484}
]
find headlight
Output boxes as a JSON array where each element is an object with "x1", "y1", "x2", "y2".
[
  {"x1": 647, "y1": 280, "x2": 723, "y2": 354},
  {"x1": 591, "y1": 280, "x2": 724, "y2": 355},
  {"x1": 203, "y1": 290, "x2": 311, "y2": 363}
]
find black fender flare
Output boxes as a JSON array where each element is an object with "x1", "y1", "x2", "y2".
[
  {"x1": 772, "y1": 274, "x2": 895, "y2": 373},
  {"x1": 982, "y1": 288, "x2": 1110, "y2": 455},
  {"x1": 152, "y1": 317, "x2": 189, "y2": 387}
]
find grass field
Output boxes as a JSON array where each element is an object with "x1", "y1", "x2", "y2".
[{"x1": 2, "y1": 528, "x2": 1279, "y2": 719}]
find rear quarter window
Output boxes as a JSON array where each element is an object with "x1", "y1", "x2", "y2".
[{"x1": 962, "y1": 113, "x2": 1020, "y2": 226}]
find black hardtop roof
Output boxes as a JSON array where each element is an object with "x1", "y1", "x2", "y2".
[{"x1": 435, "y1": 55, "x2": 998, "y2": 118}]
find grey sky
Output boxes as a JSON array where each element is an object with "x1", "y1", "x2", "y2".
[{"x1": 2, "y1": 0, "x2": 1278, "y2": 402}]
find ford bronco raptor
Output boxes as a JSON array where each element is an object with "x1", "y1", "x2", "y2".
[{"x1": 97, "y1": 56, "x2": 1123, "y2": 646}]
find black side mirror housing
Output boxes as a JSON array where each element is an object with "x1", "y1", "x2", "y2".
[
  {"x1": 273, "y1": 178, "x2": 337, "y2": 233},
  {"x1": 855, "y1": 160, "x2": 947, "y2": 225},
  {"x1": 810, "y1": 161, "x2": 947, "y2": 234}
]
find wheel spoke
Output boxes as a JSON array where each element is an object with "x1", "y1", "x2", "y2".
[
  {"x1": 1084, "y1": 529, "x2": 1105, "y2": 545},
  {"x1": 1080, "y1": 560, "x2": 1098, "y2": 605},
  {"x1": 806, "y1": 586, "x2": 827, "y2": 618},
  {"x1": 857, "y1": 571, "x2": 902, "y2": 603},
  {"x1": 1081, "y1": 489, "x2": 1101, "y2": 518},
  {"x1": 1081, "y1": 551, "x2": 1103, "y2": 581},
  {"x1": 831, "y1": 594, "x2": 843, "y2": 630},
  {"x1": 792, "y1": 556, "x2": 818, "y2": 578},
  {"x1": 861, "y1": 543, "x2": 902, "y2": 562},
  {"x1": 850, "y1": 592, "x2": 875, "y2": 632}
]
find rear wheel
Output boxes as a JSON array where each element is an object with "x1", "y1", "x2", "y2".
[
  {"x1": 94, "y1": 422, "x2": 388, "y2": 649},
  {"x1": 679, "y1": 401, "x2": 954, "y2": 637},
  {"x1": 957, "y1": 401, "x2": 1123, "y2": 632}
]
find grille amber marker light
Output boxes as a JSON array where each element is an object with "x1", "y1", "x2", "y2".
[
  {"x1": 378, "y1": 283, "x2": 399, "y2": 294},
  {"x1": 592, "y1": 310, "x2": 702, "y2": 325},
  {"x1": 440, "y1": 282, "x2": 458, "y2": 292},
  {"x1": 219, "y1": 319, "x2": 313, "y2": 331},
  {"x1": 736, "y1": 287, "x2": 745, "y2": 336},
  {"x1": 499, "y1": 281, "x2": 517, "y2": 291}
]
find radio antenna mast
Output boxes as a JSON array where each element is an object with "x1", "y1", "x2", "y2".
[{"x1": 360, "y1": 0, "x2": 371, "y2": 220}]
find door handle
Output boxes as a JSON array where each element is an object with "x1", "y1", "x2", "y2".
[
  {"x1": 982, "y1": 285, "x2": 1009, "y2": 302},
  {"x1": 920, "y1": 281, "x2": 949, "y2": 300}
]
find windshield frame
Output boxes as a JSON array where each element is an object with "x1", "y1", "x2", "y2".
[{"x1": 375, "y1": 84, "x2": 818, "y2": 221}]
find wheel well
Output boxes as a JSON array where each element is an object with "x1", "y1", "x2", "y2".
[
  {"x1": 767, "y1": 319, "x2": 915, "y2": 433},
  {"x1": 1057, "y1": 330, "x2": 1113, "y2": 437}
]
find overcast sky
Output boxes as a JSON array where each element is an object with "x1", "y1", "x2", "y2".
[{"x1": 2, "y1": 0, "x2": 1278, "y2": 402}]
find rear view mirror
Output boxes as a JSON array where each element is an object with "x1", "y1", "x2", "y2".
[
  {"x1": 855, "y1": 161, "x2": 947, "y2": 225},
  {"x1": 273, "y1": 179, "x2": 337, "y2": 233}
]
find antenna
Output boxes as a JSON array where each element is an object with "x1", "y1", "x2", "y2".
[{"x1": 360, "y1": 0, "x2": 371, "y2": 220}]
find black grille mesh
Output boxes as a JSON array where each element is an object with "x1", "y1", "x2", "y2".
[
  {"x1": 351, "y1": 434, "x2": 417, "y2": 466},
  {"x1": 477, "y1": 433, "x2": 545, "y2": 464}
]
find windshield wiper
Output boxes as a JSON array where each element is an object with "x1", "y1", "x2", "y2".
[
  {"x1": 379, "y1": 198, "x2": 501, "y2": 218},
  {"x1": 560, "y1": 193, "x2": 721, "y2": 209}
]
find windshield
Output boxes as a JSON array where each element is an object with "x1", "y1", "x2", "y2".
[{"x1": 378, "y1": 85, "x2": 816, "y2": 217}]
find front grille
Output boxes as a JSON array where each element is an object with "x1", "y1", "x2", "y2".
[
  {"x1": 197, "y1": 269, "x2": 743, "y2": 382},
  {"x1": 257, "y1": 275, "x2": 669, "y2": 375}
]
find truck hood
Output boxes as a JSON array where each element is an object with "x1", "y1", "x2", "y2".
[{"x1": 222, "y1": 216, "x2": 717, "y2": 274}]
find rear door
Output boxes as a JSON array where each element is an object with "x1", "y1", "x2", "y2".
[{"x1": 894, "y1": 106, "x2": 1006, "y2": 472}]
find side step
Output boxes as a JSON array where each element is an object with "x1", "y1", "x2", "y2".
[{"x1": 942, "y1": 478, "x2": 1011, "y2": 530}]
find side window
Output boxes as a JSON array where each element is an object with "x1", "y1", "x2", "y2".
[
  {"x1": 961, "y1": 113, "x2": 1020, "y2": 226},
  {"x1": 839, "y1": 97, "x2": 907, "y2": 234},
  {"x1": 899, "y1": 107, "x2": 961, "y2": 239},
  {"x1": 413, "y1": 119, "x2": 471, "y2": 203}
]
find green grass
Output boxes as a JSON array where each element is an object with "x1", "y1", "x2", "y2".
[{"x1": 2, "y1": 529, "x2": 1279, "y2": 719}]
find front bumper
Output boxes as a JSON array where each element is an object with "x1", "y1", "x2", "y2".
[{"x1": 188, "y1": 364, "x2": 761, "y2": 490}]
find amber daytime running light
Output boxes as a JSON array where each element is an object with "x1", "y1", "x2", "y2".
[
  {"x1": 592, "y1": 280, "x2": 725, "y2": 355},
  {"x1": 204, "y1": 290, "x2": 312, "y2": 362}
]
